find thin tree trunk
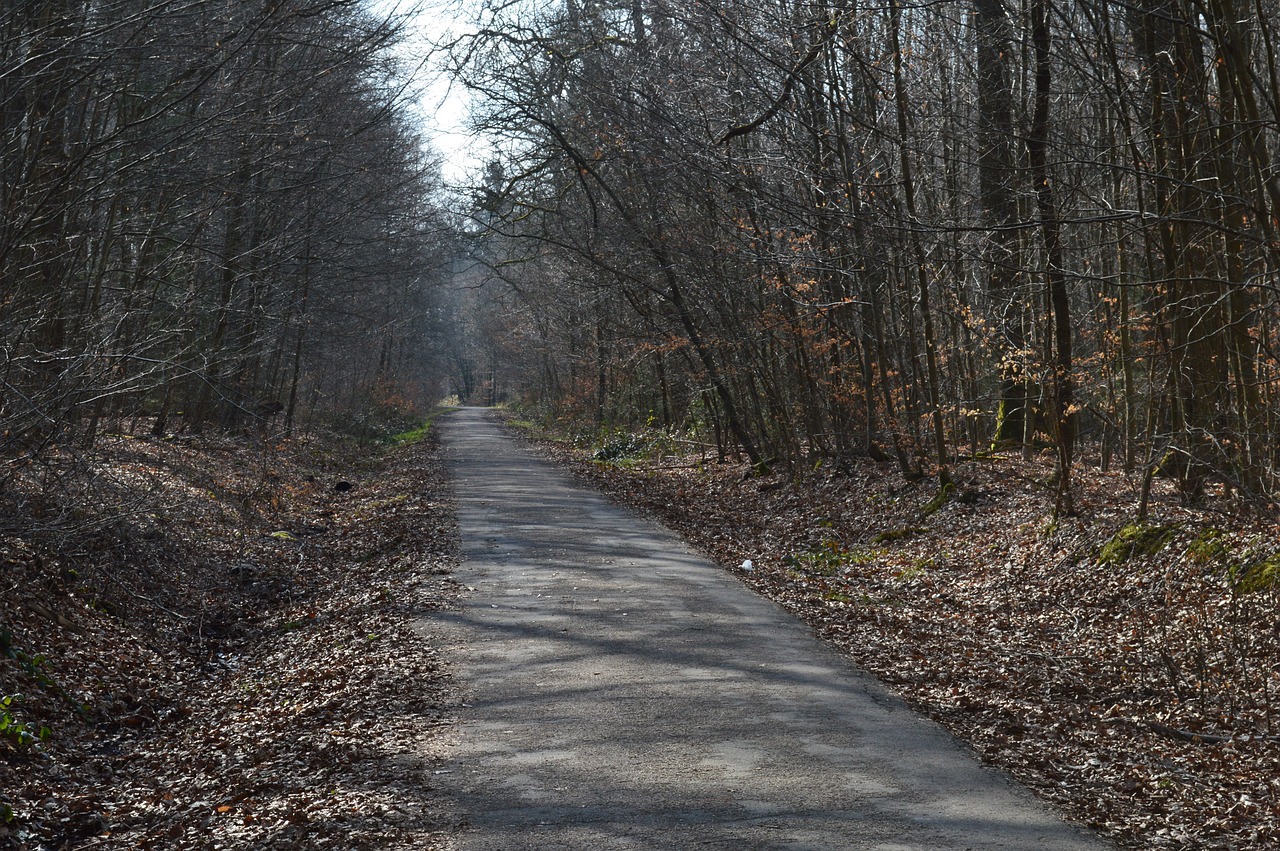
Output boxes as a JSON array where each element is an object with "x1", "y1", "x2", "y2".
[{"x1": 890, "y1": 0, "x2": 950, "y2": 486}]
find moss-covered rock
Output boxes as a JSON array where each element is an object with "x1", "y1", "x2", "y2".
[
  {"x1": 1231, "y1": 551, "x2": 1280, "y2": 594},
  {"x1": 1097, "y1": 523, "x2": 1180, "y2": 566},
  {"x1": 1185, "y1": 528, "x2": 1227, "y2": 565}
]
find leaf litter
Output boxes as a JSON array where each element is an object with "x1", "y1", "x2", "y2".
[
  {"x1": 0, "y1": 430, "x2": 461, "y2": 849},
  {"x1": 521, "y1": 426, "x2": 1280, "y2": 851},
  {"x1": 12, "y1": 412, "x2": 1280, "y2": 851}
]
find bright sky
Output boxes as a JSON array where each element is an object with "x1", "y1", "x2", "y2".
[{"x1": 369, "y1": 0, "x2": 482, "y2": 185}]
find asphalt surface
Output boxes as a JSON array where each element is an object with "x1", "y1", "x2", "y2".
[{"x1": 433, "y1": 407, "x2": 1109, "y2": 850}]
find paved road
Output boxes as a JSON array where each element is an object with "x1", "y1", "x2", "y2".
[{"x1": 433, "y1": 407, "x2": 1108, "y2": 850}]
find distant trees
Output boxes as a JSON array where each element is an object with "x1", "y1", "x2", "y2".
[
  {"x1": 451, "y1": 0, "x2": 1280, "y2": 509},
  {"x1": 1, "y1": 0, "x2": 452, "y2": 454}
]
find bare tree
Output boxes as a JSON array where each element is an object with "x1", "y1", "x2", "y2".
[{"x1": 0, "y1": 0, "x2": 453, "y2": 457}]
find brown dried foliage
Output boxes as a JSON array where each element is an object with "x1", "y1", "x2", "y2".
[
  {"x1": 531, "y1": 431, "x2": 1280, "y2": 850},
  {"x1": 0, "y1": 431, "x2": 460, "y2": 849}
]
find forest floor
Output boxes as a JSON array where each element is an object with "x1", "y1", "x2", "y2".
[
  {"x1": 511, "y1": 418, "x2": 1280, "y2": 851},
  {"x1": 7, "y1": 412, "x2": 1280, "y2": 851},
  {"x1": 0, "y1": 423, "x2": 460, "y2": 849}
]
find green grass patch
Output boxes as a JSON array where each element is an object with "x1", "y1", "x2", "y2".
[
  {"x1": 784, "y1": 540, "x2": 882, "y2": 576},
  {"x1": 592, "y1": 431, "x2": 649, "y2": 462},
  {"x1": 386, "y1": 406, "x2": 454, "y2": 447},
  {"x1": 505, "y1": 419, "x2": 538, "y2": 431}
]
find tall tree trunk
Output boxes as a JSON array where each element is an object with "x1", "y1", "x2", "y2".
[
  {"x1": 1027, "y1": 0, "x2": 1075, "y2": 514},
  {"x1": 975, "y1": 0, "x2": 1025, "y2": 448},
  {"x1": 1133, "y1": 0, "x2": 1230, "y2": 500}
]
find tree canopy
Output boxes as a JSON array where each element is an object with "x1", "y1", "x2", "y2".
[
  {"x1": 448, "y1": 0, "x2": 1280, "y2": 512},
  {"x1": 2, "y1": 0, "x2": 452, "y2": 452}
]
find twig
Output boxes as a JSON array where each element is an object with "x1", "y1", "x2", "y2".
[
  {"x1": 122, "y1": 590, "x2": 193, "y2": 621},
  {"x1": 1147, "y1": 720, "x2": 1280, "y2": 745},
  {"x1": 718, "y1": 38, "x2": 828, "y2": 144},
  {"x1": 24, "y1": 600, "x2": 86, "y2": 634}
]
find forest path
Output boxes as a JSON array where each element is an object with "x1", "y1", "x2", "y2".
[{"x1": 432, "y1": 407, "x2": 1108, "y2": 850}]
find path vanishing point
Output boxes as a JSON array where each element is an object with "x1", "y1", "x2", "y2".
[{"x1": 433, "y1": 407, "x2": 1110, "y2": 850}]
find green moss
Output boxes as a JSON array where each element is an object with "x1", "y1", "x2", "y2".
[
  {"x1": 921, "y1": 482, "x2": 955, "y2": 517},
  {"x1": 783, "y1": 547, "x2": 842, "y2": 577},
  {"x1": 1185, "y1": 528, "x2": 1227, "y2": 565},
  {"x1": 1097, "y1": 523, "x2": 1180, "y2": 566},
  {"x1": 871, "y1": 526, "x2": 924, "y2": 544},
  {"x1": 1231, "y1": 551, "x2": 1280, "y2": 594},
  {"x1": 992, "y1": 396, "x2": 1022, "y2": 445}
]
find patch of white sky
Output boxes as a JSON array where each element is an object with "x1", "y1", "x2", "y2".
[{"x1": 366, "y1": 0, "x2": 484, "y2": 185}]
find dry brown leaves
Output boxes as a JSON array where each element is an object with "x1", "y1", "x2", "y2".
[
  {"x1": 531, "y1": 435, "x2": 1280, "y2": 850},
  {"x1": 12, "y1": 416, "x2": 1279, "y2": 850},
  {"x1": 0, "y1": 430, "x2": 460, "y2": 850}
]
